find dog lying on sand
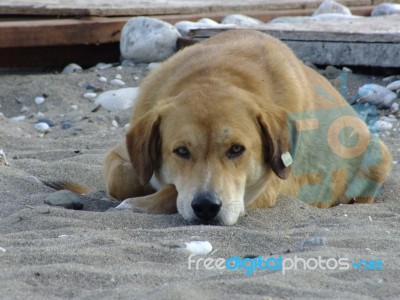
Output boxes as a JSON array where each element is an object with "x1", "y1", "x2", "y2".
[{"x1": 64, "y1": 30, "x2": 393, "y2": 226}]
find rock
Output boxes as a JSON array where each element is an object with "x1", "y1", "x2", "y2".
[
  {"x1": 357, "y1": 84, "x2": 397, "y2": 108},
  {"x1": 120, "y1": 17, "x2": 181, "y2": 63},
  {"x1": 44, "y1": 190, "x2": 84, "y2": 210},
  {"x1": 184, "y1": 241, "x2": 213, "y2": 255},
  {"x1": 312, "y1": 0, "x2": 352, "y2": 16},
  {"x1": 20, "y1": 106, "x2": 29, "y2": 113},
  {"x1": 121, "y1": 60, "x2": 135, "y2": 67},
  {"x1": 110, "y1": 79, "x2": 126, "y2": 87},
  {"x1": 115, "y1": 74, "x2": 122, "y2": 80},
  {"x1": 34, "y1": 96, "x2": 45, "y2": 105},
  {"x1": 61, "y1": 121, "x2": 72, "y2": 130},
  {"x1": 10, "y1": 115, "x2": 26, "y2": 122},
  {"x1": 62, "y1": 63, "x2": 83, "y2": 74},
  {"x1": 97, "y1": 76, "x2": 107, "y2": 83},
  {"x1": 94, "y1": 87, "x2": 139, "y2": 112},
  {"x1": 386, "y1": 80, "x2": 400, "y2": 91},
  {"x1": 175, "y1": 18, "x2": 220, "y2": 35},
  {"x1": 25, "y1": 175, "x2": 41, "y2": 184},
  {"x1": 83, "y1": 92, "x2": 97, "y2": 99},
  {"x1": 382, "y1": 75, "x2": 400, "y2": 84},
  {"x1": 373, "y1": 120, "x2": 393, "y2": 131},
  {"x1": 147, "y1": 63, "x2": 160, "y2": 71},
  {"x1": 34, "y1": 122, "x2": 50, "y2": 133},
  {"x1": 70, "y1": 105, "x2": 78, "y2": 111},
  {"x1": 95, "y1": 62, "x2": 113, "y2": 70},
  {"x1": 371, "y1": 3, "x2": 400, "y2": 16},
  {"x1": 390, "y1": 102, "x2": 399, "y2": 113},
  {"x1": 221, "y1": 14, "x2": 263, "y2": 26},
  {"x1": 37, "y1": 118, "x2": 55, "y2": 127}
]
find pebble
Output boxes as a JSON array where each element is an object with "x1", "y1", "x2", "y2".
[
  {"x1": 373, "y1": 120, "x2": 393, "y2": 131},
  {"x1": 386, "y1": 80, "x2": 400, "y2": 91},
  {"x1": 115, "y1": 74, "x2": 122, "y2": 80},
  {"x1": 371, "y1": 3, "x2": 400, "y2": 16},
  {"x1": 36, "y1": 112, "x2": 45, "y2": 118},
  {"x1": 34, "y1": 96, "x2": 45, "y2": 105},
  {"x1": 111, "y1": 120, "x2": 119, "y2": 128},
  {"x1": 221, "y1": 14, "x2": 263, "y2": 26},
  {"x1": 37, "y1": 118, "x2": 55, "y2": 127},
  {"x1": 25, "y1": 175, "x2": 42, "y2": 184},
  {"x1": 97, "y1": 76, "x2": 107, "y2": 83},
  {"x1": 86, "y1": 84, "x2": 96, "y2": 90},
  {"x1": 94, "y1": 87, "x2": 139, "y2": 112},
  {"x1": 70, "y1": 105, "x2": 78, "y2": 111},
  {"x1": 121, "y1": 60, "x2": 136, "y2": 67},
  {"x1": 83, "y1": 92, "x2": 97, "y2": 99},
  {"x1": 120, "y1": 17, "x2": 181, "y2": 63},
  {"x1": 61, "y1": 121, "x2": 72, "y2": 130},
  {"x1": 62, "y1": 63, "x2": 83, "y2": 74},
  {"x1": 382, "y1": 75, "x2": 400, "y2": 84},
  {"x1": 174, "y1": 18, "x2": 221, "y2": 36},
  {"x1": 147, "y1": 62, "x2": 160, "y2": 71},
  {"x1": 34, "y1": 122, "x2": 50, "y2": 133},
  {"x1": 390, "y1": 102, "x2": 399, "y2": 113},
  {"x1": 299, "y1": 236, "x2": 326, "y2": 251},
  {"x1": 10, "y1": 115, "x2": 26, "y2": 122},
  {"x1": 116, "y1": 66, "x2": 123, "y2": 71},
  {"x1": 20, "y1": 106, "x2": 29, "y2": 113},
  {"x1": 357, "y1": 84, "x2": 397, "y2": 108},
  {"x1": 44, "y1": 190, "x2": 84, "y2": 210},
  {"x1": 95, "y1": 62, "x2": 113, "y2": 71},
  {"x1": 0, "y1": 149, "x2": 9, "y2": 166},
  {"x1": 185, "y1": 241, "x2": 213, "y2": 255},
  {"x1": 110, "y1": 79, "x2": 126, "y2": 87},
  {"x1": 312, "y1": 0, "x2": 352, "y2": 16}
]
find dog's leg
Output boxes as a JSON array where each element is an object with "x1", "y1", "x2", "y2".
[
  {"x1": 353, "y1": 141, "x2": 392, "y2": 204},
  {"x1": 116, "y1": 185, "x2": 178, "y2": 214},
  {"x1": 104, "y1": 141, "x2": 154, "y2": 200}
]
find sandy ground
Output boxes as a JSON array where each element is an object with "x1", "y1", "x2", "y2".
[{"x1": 0, "y1": 65, "x2": 400, "y2": 299}]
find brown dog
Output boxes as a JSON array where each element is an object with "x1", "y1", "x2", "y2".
[{"x1": 104, "y1": 30, "x2": 392, "y2": 225}]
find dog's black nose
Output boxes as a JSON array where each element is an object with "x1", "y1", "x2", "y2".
[{"x1": 191, "y1": 192, "x2": 222, "y2": 221}]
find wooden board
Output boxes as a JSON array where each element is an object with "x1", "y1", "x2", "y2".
[
  {"x1": 186, "y1": 15, "x2": 400, "y2": 68},
  {"x1": 0, "y1": 0, "x2": 376, "y2": 17}
]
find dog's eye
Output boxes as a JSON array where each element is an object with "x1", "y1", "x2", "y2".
[
  {"x1": 173, "y1": 147, "x2": 191, "y2": 159},
  {"x1": 227, "y1": 144, "x2": 245, "y2": 159}
]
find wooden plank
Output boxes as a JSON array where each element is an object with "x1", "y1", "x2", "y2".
[
  {"x1": 0, "y1": 5, "x2": 375, "y2": 49},
  {"x1": 0, "y1": 0, "x2": 374, "y2": 17}
]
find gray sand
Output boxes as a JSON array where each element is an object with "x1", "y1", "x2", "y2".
[{"x1": 0, "y1": 66, "x2": 399, "y2": 299}]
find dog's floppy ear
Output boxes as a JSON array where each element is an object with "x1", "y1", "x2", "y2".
[
  {"x1": 257, "y1": 109, "x2": 291, "y2": 180},
  {"x1": 126, "y1": 112, "x2": 161, "y2": 185}
]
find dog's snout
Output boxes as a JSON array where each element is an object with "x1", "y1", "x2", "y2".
[{"x1": 191, "y1": 192, "x2": 222, "y2": 221}]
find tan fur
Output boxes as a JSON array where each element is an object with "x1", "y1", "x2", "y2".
[{"x1": 104, "y1": 30, "x2": 392, "y2": 225}]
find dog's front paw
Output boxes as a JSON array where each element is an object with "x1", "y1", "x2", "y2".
[
  {"x1": 115, "y1": 185, "x2": 178, "y2": 214},
  {"x1": 116, "y1": 198, "x2": 150, "y2": 213}
]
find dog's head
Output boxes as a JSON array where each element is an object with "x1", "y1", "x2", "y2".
[{"x1": 126, "y1": 89, "x2": 291, "y2": 225}]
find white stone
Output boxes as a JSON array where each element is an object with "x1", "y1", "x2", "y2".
[
  {"x1": 83, "y1": 92, "x2": 97, "y2": 99},
  {"x1": 94, "y1": 87, "x2": 139, "y2": 112},
  {"x1": 221, "y1": 14, "x2": 263, "y2": 26},
  {"x1": 312, "y1": 13, "x2": 361, "y2": 21},
  {"x1": 175, "y1": 18, "x2": 220, "y2": 35},
  {"x1": 110, "y1": 79, "x2": 126, "y2": 87},
  {"x1": 373, "y1": 120, "x2": 393, "y2": 131},
  {"x1": 97, "y1": 76, "x2": 107, "y2": 83},
  {"x1": 70, "y1": 105, "x2": 78, "y2": 110},
  {"x1": 115, "y1": 74, "x2": 122, "y2": 80},
  {"x1": 10, "y1": 115, "x2": 26, "y2": 122},
  {"x1": 120, "y1": 17, "x2": 181, "y2": 63},
  {"x1": 357, "y1": 84, "x2": 397, "y2": 108},
  {"x1": 95, "y1": 62, "x2": 113, "y2": 70},
  {"x1": 371, "y1": 3, "x2": 400, "y2": 16},
  {"x1": 147, "y1": 63, "x2": 160, "y2": 71},
  {"x1": 20, "y1": 106, "x2": 29, "y2": 113},
  {"x1": 112, "y1": 120, "x2": 119, "y2": 128},
  {"x1": 35, "y1": 96, "x2": 45, "y2": 105},
  {"x1": 185, "y1": 241, "x2": 213, "y2": 255},
  {"x1": 62, "y1": 63, "x2": 83, "y2": 74},
  {"x1": 312, "y1": 0, "x2": 352, "y2": 16},
  {"x1": 390, "y1": 102, "x2": 399, "y2": 113},
  {"x1": 386, "y1": 80, "x2": 400, "y2": 91},
  {"x1": 34, "y1": 122, "x2": 50, "y2": 133}
]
